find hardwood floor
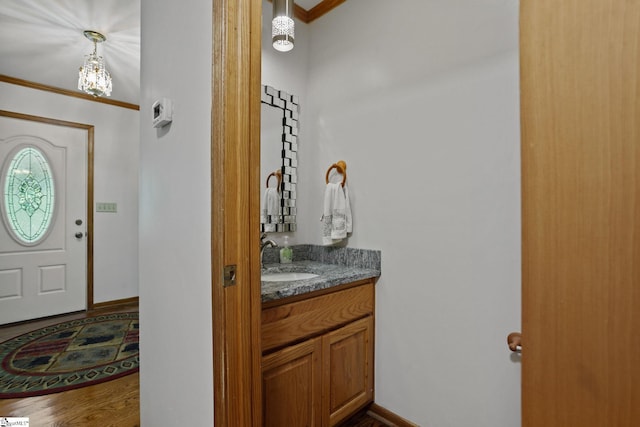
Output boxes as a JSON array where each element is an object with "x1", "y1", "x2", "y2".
[
  {"x1": 0, "y1": 305, "x2": 140, "y2": 427},
  {"x1": 339, "y1": 409, "x2": 391, "y2": 427},
  {"x1": 0, "y1": 374, "x2": 140, "y2": 427}
]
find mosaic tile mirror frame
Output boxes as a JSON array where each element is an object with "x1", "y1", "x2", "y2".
[{"x1": 260, "y1": 84, "x2": 298, "y2": 233}]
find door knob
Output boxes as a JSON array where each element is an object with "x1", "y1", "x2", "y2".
[
  {"x1": 75, "y1": 232, "x2": 84, "y2": 239},
  {"x1": 507, "y1": 332, "x2": 522, "y2": 352}
]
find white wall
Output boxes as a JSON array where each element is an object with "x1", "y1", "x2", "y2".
[
  {"x1": 0, "y1": 82, "x2": 139, "y2": 304},
  {"x1": 297, "y1": 1, "x2": 522, "y2": 425},
  {"x1": 138, "y1": 0, "x2": 213, "y2": 424},
  {"x1": 261, "y1": 0, "x2": 310, "y2": 109}
]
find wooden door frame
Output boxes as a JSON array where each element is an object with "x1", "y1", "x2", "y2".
[
  {"x1": 0, "y1": 110, "x2": 95, "y2": 311},
  {"x1": 212, "y1": 0, "x2": 262, "y2": 425}
]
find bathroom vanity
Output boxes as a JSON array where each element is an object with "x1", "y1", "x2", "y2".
[{"x1": 260, "y1": 246, "x2": 381, "y2": 427}]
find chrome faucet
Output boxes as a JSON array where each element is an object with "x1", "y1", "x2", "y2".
[{"x1": 260, "y1": 233, "x2": 277, "y2": 269}]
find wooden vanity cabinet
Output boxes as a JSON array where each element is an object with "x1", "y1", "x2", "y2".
[{"x1": 261, "y1": 280, "x2": 375, "y2": 427}]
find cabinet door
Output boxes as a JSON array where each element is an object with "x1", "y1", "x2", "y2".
[
  {"x1": 262, "y1": 337, "x2": 323, "y2": 427},
  {"x1": 323, "y1": 316, "x2": 374, "y2": 426}
]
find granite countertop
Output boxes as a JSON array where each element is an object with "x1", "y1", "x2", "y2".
[{"x1": 260, "y1": 245, "x2": 381, "y2": 303}]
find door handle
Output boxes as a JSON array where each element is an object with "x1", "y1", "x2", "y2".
[
  {"x1": 75, "y1": 232, "x2": 84, "y2": 239},
  {"x1": 507, "y1": 332, "x2": 522, "y2": 352}
]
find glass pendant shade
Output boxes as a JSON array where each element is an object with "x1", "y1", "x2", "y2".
[
  {"x1": 272, "y1": 0, "x2": 294, "y2": 52},
  {"x1": 78, "y1": 31, "x2": 112, "y2": 97}
]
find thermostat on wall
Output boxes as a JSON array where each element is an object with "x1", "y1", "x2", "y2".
[{"x1": 152, "y1": 98, "x2": 173, "y2": 128}]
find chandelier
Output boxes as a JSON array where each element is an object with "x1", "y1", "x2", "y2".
[
  {"x1": 272, "y1": 0, "x2": 294, "y2": 52},
  {"x1": 78, "y1": 30, "x2": 112, "y2": 97}
]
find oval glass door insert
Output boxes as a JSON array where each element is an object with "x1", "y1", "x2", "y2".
[{"x1": 3, "y1": 146, "x2": 56, "y2": 245}]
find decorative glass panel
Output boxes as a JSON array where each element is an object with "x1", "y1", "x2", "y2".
[{"x1": 3, "y1": 147, "x2": 55, "y2": 244}]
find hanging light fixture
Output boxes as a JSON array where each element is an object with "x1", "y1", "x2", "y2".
[
  {"x1": 78, "y1": 30, "x2": 112, "y2": 97},
  {"x1": 272, "y1": 0, "x2": 295, "y2": 52}
]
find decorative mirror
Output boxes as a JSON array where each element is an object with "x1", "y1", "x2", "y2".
[{"x1": 260, "y1": 84, "x2": 298, "y2": 233}]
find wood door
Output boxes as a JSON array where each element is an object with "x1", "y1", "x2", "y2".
[
  {"x1": 323, "y1": 315, "x2": 374, "y2": 427},
  {"x1": 262, "y1": 337, "x2": 323, "y2": 427},
  {"x1": 520, "y1": 1, "x2": 640, "y2": 425},
  {"x1": 0, "y1": 112, "x2": 91, "y2": 324}
]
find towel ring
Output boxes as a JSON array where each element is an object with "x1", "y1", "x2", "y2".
[
  {"x1": 266, "y1": 170, "x2": 282, "y2": 191},
  {"x1": 325, "y1": 160, "x2": 347, "y2": 187}
]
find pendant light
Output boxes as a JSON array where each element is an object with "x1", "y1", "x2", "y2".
[
  {"x1": 272, "y1": 0, "x2": 295, "y2": 52},
  {"x1": 78, "y1": 30, "x2": 113, "y2": 97}
]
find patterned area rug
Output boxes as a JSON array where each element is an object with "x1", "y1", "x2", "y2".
[{"x1": 0, "y1": 312, "x2": 139, "y2": 398}]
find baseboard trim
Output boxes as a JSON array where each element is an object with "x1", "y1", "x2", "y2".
[
  {"x1": 367, "y1": 403, "x2": 420, "y2": 427},
  {"x1": 90, "y1": 296, "x2": 139, "y2": 310}
]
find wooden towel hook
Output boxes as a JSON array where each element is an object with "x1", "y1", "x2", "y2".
[
  {"x1": 507, "y1": 332, "x2": 522, "y2": 352},
  {"x1": 266, "y1": 169, "x2": 282, "y2": 191},
  {"x1": 325, "y1": 160, "x2": 347, "y2": 187}
]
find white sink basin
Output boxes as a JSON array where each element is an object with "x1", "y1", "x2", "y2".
[{"x1": 261, "y1": 272, "x2": 319, "y2": 282}]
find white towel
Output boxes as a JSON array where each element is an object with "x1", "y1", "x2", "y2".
[
  {"x1": 321, "y1": 183, "x2": 352, "y2": 246},
  {"x1": 261, "y1": 188, "x2": 280, "y2": 232}
]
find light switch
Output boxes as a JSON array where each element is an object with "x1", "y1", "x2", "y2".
[{"x1": 96, "y1": 202, "x2": 117, "y2": 213}]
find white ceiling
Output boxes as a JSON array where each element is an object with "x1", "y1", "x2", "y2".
[
  {"x1": 0, "y1": 0, "x2": 331, "y2": 106},
  {"x1": 295, "y1": 0, "x2": 325, "y2": 9},
  {"x1": 0, "y1": 0, "x2": 141, "y2": 105}
]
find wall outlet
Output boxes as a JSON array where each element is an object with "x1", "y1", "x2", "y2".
[{"x1": 96, "y1": 202, "x2": 117, "y2": 213}]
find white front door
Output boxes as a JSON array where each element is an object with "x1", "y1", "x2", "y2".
[{"x1": 0, "y1": 113, "x2": 88, "y2": 324}]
